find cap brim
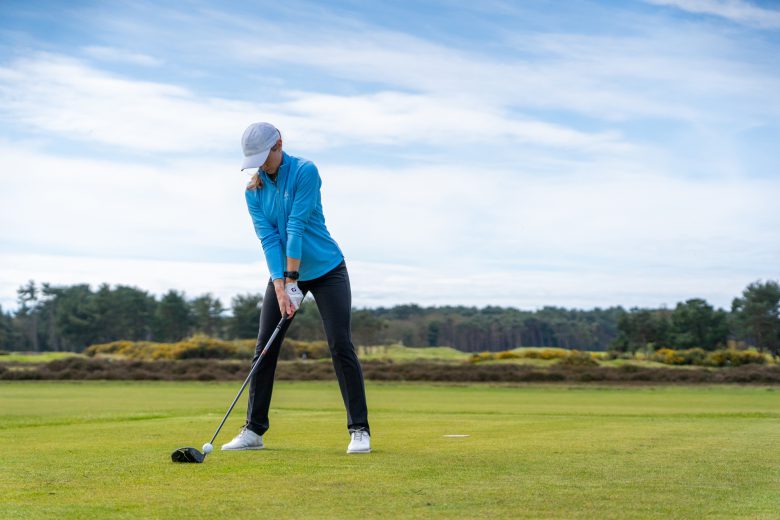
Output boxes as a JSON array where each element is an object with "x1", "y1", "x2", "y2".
[{"x1": 241, "y1": 149, "x2": 271, "y2": 171}]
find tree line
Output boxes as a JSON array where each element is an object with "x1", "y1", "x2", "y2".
[
  {"x1": 1, "y1": 279, "x2": 778, "y2": 357},
  {"x1": 611, "y1": 281, "x2": 780, "y2": 358}
]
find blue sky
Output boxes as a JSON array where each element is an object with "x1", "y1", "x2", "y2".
[{"x1": 0, "y1": 0, "x2": 778, "y2": 311}]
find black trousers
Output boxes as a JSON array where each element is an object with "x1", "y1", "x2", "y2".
[{"x1": 245, "y1": 261, "x2": 370, "y2": 436}]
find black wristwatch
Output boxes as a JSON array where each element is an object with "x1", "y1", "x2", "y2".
[{"x1": 283, "y1": 270, "x2": 300, "y2": 281}]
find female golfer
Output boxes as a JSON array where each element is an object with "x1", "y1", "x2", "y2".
[{"x1": 221, "y1": 122, "x2": 370, "y2": 454}]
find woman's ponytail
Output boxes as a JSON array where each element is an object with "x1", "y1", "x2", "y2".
[{"x1": 246, "y1": 171, "x2": 263, "y2": 190}]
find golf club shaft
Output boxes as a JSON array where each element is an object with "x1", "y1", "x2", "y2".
[{"x1": 208, "y1": 315, "x2": 287, "y2": 445}]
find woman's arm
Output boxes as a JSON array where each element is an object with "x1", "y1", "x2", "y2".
[
  {"x1": 245, "y1": 190, "x2": 285, "y2": 281},
  {"x1": 246, "y1": 190, "x2": 297, "y2": 316},
  {"x1": 285, "y1": 161, "x2": 321, "y2": 262},
  {"x1": 274, "y1": 162, "x2": 321, "y2": 317}
]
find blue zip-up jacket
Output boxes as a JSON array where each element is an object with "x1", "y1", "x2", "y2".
[{"x1": 245, "y1": 152, "x2": 344, "y2": 282}]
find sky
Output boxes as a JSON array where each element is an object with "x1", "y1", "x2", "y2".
[{"x1": 0, "y1": 0, "x2": 778, "y2": 312}]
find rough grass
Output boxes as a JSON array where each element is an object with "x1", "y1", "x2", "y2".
[
  {"x1": 1, "y1": 381, "x2": 779, "y2": 519},
  {"x1": 3, "y1": 357, "x2": 780, "y2": 383},
  {"x1": 8, "y1": 346, "x2": 774, "y2": 369}
]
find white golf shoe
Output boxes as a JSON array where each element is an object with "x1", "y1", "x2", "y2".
[
  {"x1": 221, "y1": 428, "x2": 264, "y2": 451},
  {"x1": 347, "y1": 428, "x2": 371, "y2": 454}
]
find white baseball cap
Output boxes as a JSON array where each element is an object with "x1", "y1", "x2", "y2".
[{"x1": 241, "y1": 122, "x2": 281, "y2": 170}]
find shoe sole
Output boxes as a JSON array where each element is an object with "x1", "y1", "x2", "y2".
[
  {"x1": 221, "y1": 446, "x2": 265, "y2": 451},
  {"x1": 346, "y1": 449, "x2": 371, "y2": 454}
]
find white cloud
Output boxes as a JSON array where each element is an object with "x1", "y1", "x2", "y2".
[
  {"x1": 322, "y1": 160, "x2": 780, "y2": 274},
  {"x1": 646, "y1": 0, "x2": 780, "y2": 29},
  {"x1": 0, "y1": 53, "x2": 628, "y2": 154},
  {"x1": 227, "y1": 21, "x2": 780, "y2": 125},
  {"x1": 1, "y1": 142, "x2": 776, "y2": 312},
  {"x1": 82, "y1": 46, "x2": 164, "y2": 66},
  {"x1": 0, "y1": 53, "x2": 251, "y2": 152},
  {"x1": 275, "y1": 91, "x2": 627, "y2": 153},
  {"x1": 84, "y1": 2, "x2": 779, "y2": 125},
  {"x1": 0, "y1": 141, "x2": 251, "y2": 259}
]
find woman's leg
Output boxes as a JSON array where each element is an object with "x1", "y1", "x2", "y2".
[
  {"x1": 245, "y1": 280, "x2": 295, "y2": 435},
  {"x1": 302, "y1": 263, "x2": 370, "y2": 434}
]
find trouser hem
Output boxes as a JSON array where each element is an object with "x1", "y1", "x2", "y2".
[{"x1": 245, "y1": 423, "x2": 266, "y2": 436}]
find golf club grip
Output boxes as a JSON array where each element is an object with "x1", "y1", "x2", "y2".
[{"x1": 208, "y1": 315, "x2": 287, "y2": 445}]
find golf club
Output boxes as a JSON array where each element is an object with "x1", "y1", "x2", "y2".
[{"x1": 171, "y1": 314, "x2": 288, "y2": 463}]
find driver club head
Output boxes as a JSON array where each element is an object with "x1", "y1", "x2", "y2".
[{"x1": 171, "y1": 446, "x2": 206, "y2": 463}]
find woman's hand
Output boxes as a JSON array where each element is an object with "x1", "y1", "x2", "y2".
[
  {"x1": 285, "y1": 282, "x2": 304, "y2": 311},
  {"x1": 274, "y1": 280, "x2": 297, "y2": 317}
]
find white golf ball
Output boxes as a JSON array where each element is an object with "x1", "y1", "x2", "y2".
[{"x1": 202, "y1": 443, "x2": 213, "y2": 454}]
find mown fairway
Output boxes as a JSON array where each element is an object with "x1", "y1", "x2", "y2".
[{"x1": 1, "y1": 381, "x2": 778, "y2": 519}]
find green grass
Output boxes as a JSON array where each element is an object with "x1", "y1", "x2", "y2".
[
  {"x1": 357, "y1": 344, "x2": 470, "y2": 361},
  {"x1": 0, "y1": 352, "x2": 80, "y2": 363},
  {"x1": 1, "y1": 381, "x2": 779, "y2": 519}
]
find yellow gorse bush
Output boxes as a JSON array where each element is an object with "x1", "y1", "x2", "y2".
[
  {"x1": 469, "y1": 348, "x2": 595, "y2": 364},
  {"x1": 705, "y1": 349, "x2": 766, "y2": 367},
  {"x1": 84, "y1": 335, "x2": 332, "y2": 361},
  {"x1": 651, "y1": 347, "x2": 766, "y2": 367}
]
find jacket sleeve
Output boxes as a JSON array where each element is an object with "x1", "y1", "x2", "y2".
[
  {"x1": 245, "y1": 189, "x2": 285, "y2": 280},
  {"x1": 286, "y1": 161, "x2": 321, "y2": 260}
]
